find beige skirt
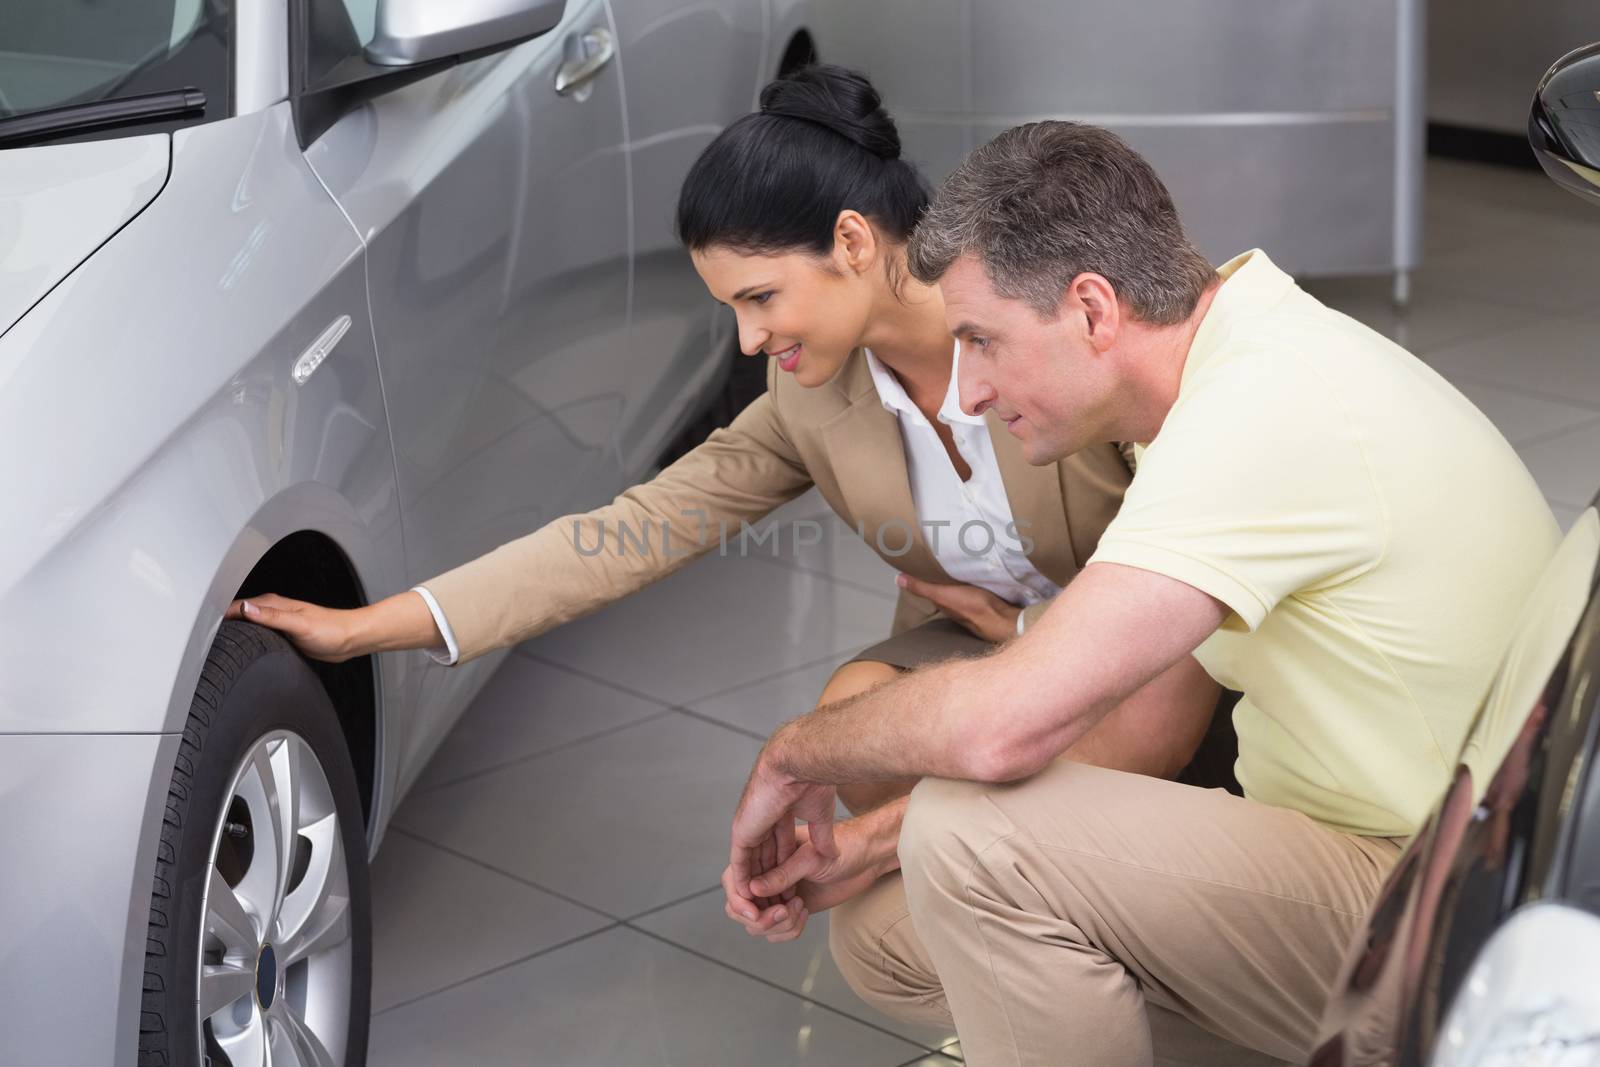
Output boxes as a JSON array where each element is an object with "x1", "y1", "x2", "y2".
[{"x1": 846, "y1": 616, "x2": 993, "y2": 670}]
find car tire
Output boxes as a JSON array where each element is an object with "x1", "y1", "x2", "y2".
[{"x1": 139, "y1": 621, "x2": 371, "y2": 1067}]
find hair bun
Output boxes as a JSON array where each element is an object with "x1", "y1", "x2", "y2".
[{"x1": 760, "y1": 64, "x2": 902, "y2": 162}]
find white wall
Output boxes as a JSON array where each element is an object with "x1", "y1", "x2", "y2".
[{"x1": 1429, "y1": 1, "x2": 1600, "y2": 133}]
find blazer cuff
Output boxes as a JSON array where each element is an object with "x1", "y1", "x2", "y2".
[
  {"x1": 411, "y1": 585, "x2": 460, "y2": 666},
  {"x1": 1019, "y1": 598, "x2": 1050, "y2": 635}
]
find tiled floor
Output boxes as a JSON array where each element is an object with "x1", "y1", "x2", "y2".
[{"x1": 368, "y1": 157, "x2": 1600, "y2": 1065}]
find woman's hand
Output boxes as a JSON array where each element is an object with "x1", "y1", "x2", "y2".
[
  {"x1": 895, "y1": 573, "x2": 1022, "y2": 643},
  {"x1": 722, "y1": 814, "x2": 893, "y2": 943},
  {"x1": 224, "y1": 594, "x2": 362, "y2": 662}
]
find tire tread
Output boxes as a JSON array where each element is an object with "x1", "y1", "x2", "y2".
[{"x1": 138, "y1": 623, "x2": 283, "y2": 1067}]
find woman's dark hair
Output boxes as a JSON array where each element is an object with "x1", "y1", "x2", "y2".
[{"x1": 675, "y1": 65, "x2": 929, "y2": 258}]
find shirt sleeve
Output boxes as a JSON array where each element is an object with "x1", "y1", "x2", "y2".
[
  {"x1": 411, "y1": 585, "x2": 460, "y2": 666},
  {"x1": 1087, "y1": 351, "x2": 1387, "y2": 630},
  {"x1": 418, "y1": 360, "x2": 813, "y2": 665}
]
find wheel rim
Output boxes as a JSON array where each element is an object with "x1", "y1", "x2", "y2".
[{"x1": 196, "y1": 730, "x2": 353, "y2": 1067}]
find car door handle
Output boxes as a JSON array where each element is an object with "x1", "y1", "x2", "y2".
[{"x1": 554, "y1": 27, "x2": 614, "y2": 97}]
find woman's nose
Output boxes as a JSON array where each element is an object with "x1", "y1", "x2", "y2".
[
  {"x1": 736, "y1": 320, "x2": 770, "y2": 357},
  {"x1": 736, "y1": 327, "x2": 768, "y2": 356}
]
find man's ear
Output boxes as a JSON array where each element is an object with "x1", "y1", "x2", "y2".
[
  {"x1": 1069, "y1": 273, "x2": 1122, "y2": 352},
  {"x1": 831, "y1": 210, "x2": 878, "y2": 276}
]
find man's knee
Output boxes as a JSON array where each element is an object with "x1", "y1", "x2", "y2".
[
  {"x1": 898, "y1": 776, "x2": 997, "y2": 896},
  {"x1": 899, "y1": 765, "x2": 1104, "y2": 907}
]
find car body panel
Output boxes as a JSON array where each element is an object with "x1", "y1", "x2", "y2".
[
  {"x1": 0, "y1": 102, "x2": 405, "y2": 740},
  {"x1": 0, "y1": 3, "x2": 809, "y2": 1063},
  {"x1": 0, "y1": 134, "x2": 170, "y2": 336},
  {"x1": 0, "y1": 732, "x2": 182, "y2": 1067},
  {"x1": 301, "y1": 0, "x2": 633, "y2": 783},
  {"x1": 609, "y1": 0, "x2": 763, "y2": 474}
]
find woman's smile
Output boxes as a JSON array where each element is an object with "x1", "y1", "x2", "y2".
[{"x1": 771, "y1": 342, "x2": 803, "y2": 372}]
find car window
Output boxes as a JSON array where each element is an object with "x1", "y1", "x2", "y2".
[
  {"x1": 297, "y1": 0, "x2": 375, "y2": 93},
  {"x1": 0, "y1": 0, "x2": 230, "y2": 142},
  {"x1": 339, "y1": 0, "x2": 380, "y2": 47}
]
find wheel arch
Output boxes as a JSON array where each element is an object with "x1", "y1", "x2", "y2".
[{"x1": 233, "y1": 530, "x2": 380, "y2": 829}]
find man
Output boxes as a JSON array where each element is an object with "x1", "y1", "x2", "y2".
[{"x1": 720, "y1": 122, "x2": 1561, "y2": 1065}]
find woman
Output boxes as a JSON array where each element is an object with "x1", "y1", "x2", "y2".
[{"x1": 229, "y1": 66, "x2": 1219, "y2": 940}]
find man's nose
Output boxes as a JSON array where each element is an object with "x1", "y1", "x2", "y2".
[
  {"x1": 958, "y1": 359, "x2": 995, "y2": 417},
  {"x1": 737, "y1": 318, "x2": 770, "y2": 357}
]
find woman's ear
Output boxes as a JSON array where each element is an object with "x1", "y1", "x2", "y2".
[{"x1": 830, "y1": 210, "x2": 878, "y2": 276}]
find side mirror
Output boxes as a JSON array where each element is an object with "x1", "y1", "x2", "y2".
[
  {"x1": 366, "y1": 0, "x2": 567, "y2": 67},
  {"x1": 1529, "y1": 42, "x2": 1600, "y2": 208}
]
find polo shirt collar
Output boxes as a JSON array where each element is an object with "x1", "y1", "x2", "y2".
[{"x1": 1180, "y1": 248, "x2": 1296, "y2": 392}]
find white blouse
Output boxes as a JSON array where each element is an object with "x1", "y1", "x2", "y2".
[{"x1": 864, "y1": 342, "x2": 1060, "y2": 626}]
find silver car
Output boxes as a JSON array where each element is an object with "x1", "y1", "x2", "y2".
[{"x1": 0, "y1": 1, "x2": 820, "y2": 1063}]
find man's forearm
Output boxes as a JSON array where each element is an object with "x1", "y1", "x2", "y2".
[
  {"x1": 838, "y1": 778, "x2": 919, "y2": 816},
  {"x1": 767, "y1": 655, "x2": 994, "y2": 786},
  {"x1": 856, "y1": 794, "x2": 908, "y2": 877}
]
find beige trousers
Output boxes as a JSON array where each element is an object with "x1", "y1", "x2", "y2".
[{"x1": 829, "y1": 762, "x2": 1404, "y2": 1067}]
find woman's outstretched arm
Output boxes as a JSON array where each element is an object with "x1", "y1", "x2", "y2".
[{"x1": 230, "y1": 359, "x2": 813, "y2": 663}]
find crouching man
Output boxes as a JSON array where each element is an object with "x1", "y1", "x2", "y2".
[{"x1": 722, "y1": 121, "x2": 1560, "y2": 1066}]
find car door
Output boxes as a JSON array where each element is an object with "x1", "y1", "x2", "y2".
[
  {"x1": 608, "y1": 0, "x2": 765, "y2": 476},
  {"x1": 298, "y1": 0, "x2": 632, "y2": 771}
]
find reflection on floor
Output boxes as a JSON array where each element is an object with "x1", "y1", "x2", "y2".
[{"x1": 368, "y1": 157, "x2": 1600, "y2": 1066}]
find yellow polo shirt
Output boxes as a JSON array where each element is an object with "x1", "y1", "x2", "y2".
[{"x1": 1089, "y1": 250, "x2": 1561, "y2": 837}]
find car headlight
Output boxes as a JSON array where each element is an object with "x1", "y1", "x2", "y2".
[{"x1": 1433, "y1": 902, "x2": 1600, "y2": 1066}]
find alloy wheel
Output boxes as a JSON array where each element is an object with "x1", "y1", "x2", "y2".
[{"x1": 196, "y1": 730, "x2": 354, "y2": 1067}]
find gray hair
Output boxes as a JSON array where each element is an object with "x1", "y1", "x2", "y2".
[{"x1": 908, "y1": 122, "x2": 1216, "y2": 324}]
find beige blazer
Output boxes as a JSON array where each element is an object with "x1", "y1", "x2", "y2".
[{"x1": 425, "y1": 349, "x2": 1133, "y2": 664}]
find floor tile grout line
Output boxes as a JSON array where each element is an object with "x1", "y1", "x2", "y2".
[
  {"x1": 622, "y1": 923, "x2": 944, "y2": 1055},
  {"x1": 405, "y1": 708, "x2": 679, "y2": 797},
  {"x1": 522, "y1": 638, "x2": 877, "y2": 715},
  {"x1": 669, "y1": 705, "x2": 770, "y2": 743},
  {"x1": 371, "y1": 922, "x2": 622, "y2": 1018},
  {"x1": 1408, "y1": 304, "x2": 1589, "y2": 358},
  {"x1": 510, "y1": 648, "x2": 687, "y2": 710},
  {"x1": 1428, "y1": 365, "x2": 1600, "y2": 419},
  {"x1": 620, "y1": 883, "x2": 729, "y2": 921},
  {"x1": 893, "y1": 1053, "x2": 962, "y2": 1066},
  {"x1": 1305, "y1": 294, "x2": 1545, "y2": 360},
  {"x1": 621, "y1": 882, "x2": 723, "y2": 922},
  {"x1": 375, "y1": 905, "x2": 948, "y2": 1056},
  {"x1": 385, "y1": 826, "x2": 625, "y2": 923},
  {"x1": 1510, "y1": 411, "x2": 1600, "y2": 451},
  {"x1": 1403, "y1": 272, "x2": 1600, "y2": 321},
  {"x1": 680, "y1": 647, "x2": 869, "y2": 706},
  {"x1": 1444, "y1": 361, "x2": 1600, "y2": 413}
]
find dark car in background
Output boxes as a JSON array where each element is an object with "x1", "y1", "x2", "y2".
[{"x1": 1311, "y1": 45, "x2": 1600, "y2": 1067}]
